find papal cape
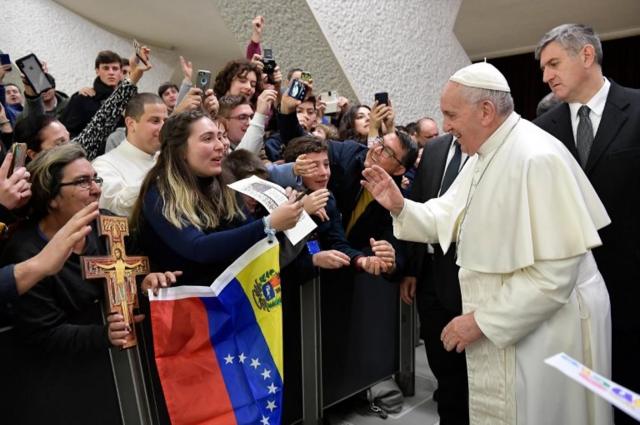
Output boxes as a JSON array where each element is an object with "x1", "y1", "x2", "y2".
[{"x1": 393, "y1": 112, "x2": 613, "y2": 425}]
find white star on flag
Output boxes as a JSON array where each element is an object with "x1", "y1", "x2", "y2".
[
  {"x1": 238, "y1": 353, "x2": 247, "y2": 363},
  {"x1": 267, "y1": 382, "x2": 278, "y2": 394},
  {"x1": 260, "y1": 415, "x2": 270, "y2": 425},
  {"x1": 224, "y1": 354, "x2": 234, "y2": 364},
  {"x1": 266, "y1": 400, "x2": 277, "y2": 412},
  {"x1": 261, "y1": 368, "x2": 272, "y2": 380},
  {"x1": 250, "y1": 358, "x2": 261, "y2": 369}
]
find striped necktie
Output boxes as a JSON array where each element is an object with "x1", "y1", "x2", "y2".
[{"x1": 577, "y1": 105, "x2": 594, "y2": 167}]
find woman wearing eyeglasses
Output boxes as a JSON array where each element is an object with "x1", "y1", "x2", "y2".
[{"x1": 0, "y1": 143, "x2": 179, "y2": 424}]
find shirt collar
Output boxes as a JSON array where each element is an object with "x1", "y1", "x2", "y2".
[
  {"x1": 568, "y1": 77, "x2": 610, "y2": 120},
  {"x1": 477, "y1": 111, "x2": 520, "y2": 157},
  {"x1": 120, "y1": 138, "x2": 157, "y2": 161}
]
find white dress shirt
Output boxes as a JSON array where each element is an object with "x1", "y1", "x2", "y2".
[
  {"x1": 568, "y1": 78, "x2": 610, "y2": 144},
  {"x1": 92, "y1": 139, "x2": 157, "y2": 217}
]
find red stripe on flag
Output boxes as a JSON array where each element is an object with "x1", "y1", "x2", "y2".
[{"x1": 151, "y1": 297, "x2": 237, "y2": 425}]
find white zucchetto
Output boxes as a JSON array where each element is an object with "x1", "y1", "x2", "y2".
[{"x1": 449, "y1": 62, "x2": 511, "y2": 93}]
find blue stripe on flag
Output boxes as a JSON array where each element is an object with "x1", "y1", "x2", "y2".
[{"x1": 203, "y1": 278, "x2": 283, "y2": 425}]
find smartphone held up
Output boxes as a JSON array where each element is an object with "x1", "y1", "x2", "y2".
[
  {"x1": 374, "y1": 92, "x2": 389, "y2": 106},
  {"x1": 196, "y1": 70, "x2": 212, "y2": 93},
  {"x1": 8, "y1": 143, "x2": 27, "y2": 177},
  {"x1": 15, "y1": 53, "x2": 52, "y2": 95},
  {"x1": 133, "y1": 39, "x2": 149, "y2": 66}
]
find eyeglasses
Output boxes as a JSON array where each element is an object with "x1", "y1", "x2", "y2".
[
  {"x1": 229, "y1": 114, "x2": 254, "y2": 122},
  {"x1": 374, "y1": 138, "x2": 403, "y2": 166},
  {"x1": 59, "y1": 176, "x2": 103, "y2": 189}
]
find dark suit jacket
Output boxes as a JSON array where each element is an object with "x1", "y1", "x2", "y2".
[
  {"x1": 406, "y1": 134, "x2": 462, "y2": 313},
  {"x1": 326, "y1": 140, "x2": 406, "y2": 278},
  {"x1": 276, "y1": 111, "x2": 407, "y2": 277},
  {"x1": 534, "y1": 81, "x2": 640, "y2": 332}
]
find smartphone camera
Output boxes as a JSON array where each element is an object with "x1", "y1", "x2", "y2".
[
  {"x1": 300, "y1": 71, "x2": 313, "y2": 84},
  {"x1": 196, "y1": 70, "x2": 212, "y2": 93},
  {"x1": 287, "y1": 79, "x2": 307, "y2": 101},
  {"x1": 261, "y1": 48, "x2": 277, "y2": 82},
  {"x1": 374, "y1": 92, "x2": 389, "y2": 106},
  {"x1": 0, "y1": 53, "x2": 11, "y2": 72}
]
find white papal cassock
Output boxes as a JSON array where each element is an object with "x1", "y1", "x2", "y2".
[{"x1": 393, "y1": 112, "x2": 613, "y2": 425}]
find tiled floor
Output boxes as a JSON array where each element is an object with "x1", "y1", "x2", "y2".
[{"x1": 326, "y1": 344, "x2": 440, "y2": 425}]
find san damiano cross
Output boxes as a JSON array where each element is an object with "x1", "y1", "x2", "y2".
[{"x1": 82, "y1": 215, "x2": 149, "y2": 349}]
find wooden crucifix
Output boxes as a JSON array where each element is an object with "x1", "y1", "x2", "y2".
[{"x1": 81, "y1": 215, "x2": 149, "y2": 349}]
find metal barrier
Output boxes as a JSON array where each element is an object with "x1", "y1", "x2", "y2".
[{"x1": 294, "y1": 272, "x2": 416, "y2": 424}]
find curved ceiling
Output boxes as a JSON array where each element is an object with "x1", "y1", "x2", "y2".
[
  {"x1": 54, "y1": 0, "x2": 640, "y2": 67},
  {"x1": 53, "y1": 0, "x2": 243, "y2": 71},
  {"x1": 455, "y1": 0, "x2": 640, "y2": 60}
]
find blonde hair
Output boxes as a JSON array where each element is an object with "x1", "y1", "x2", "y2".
[{"x1": 131, "y1": 111, "x2": 243, "y2": 231}]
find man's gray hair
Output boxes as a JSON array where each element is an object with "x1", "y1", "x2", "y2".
[
  {"x1": 534, "y1": 24, "x2": 603, "y2": 65},
  {"x1": 459, "y1": 85, "x2": 514, "y2": 117}
]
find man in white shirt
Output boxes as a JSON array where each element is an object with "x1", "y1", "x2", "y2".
[
  {"x1": 362, "y1": 62, "x2": 612, "y2": 425},
  {"x1": 92, "y1": 93, "x2": 167, "y2": 216}
]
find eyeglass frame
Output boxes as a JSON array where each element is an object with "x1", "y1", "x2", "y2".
[
  {"x1": 373, "y1": 136, "x2": 403, "y2": 166},
  {"x1": 58, "y1": 175, "x2": 104, "y2": 190},
  {"x1": 228, "y1": 113, "x2": 254, "y2": 122}
]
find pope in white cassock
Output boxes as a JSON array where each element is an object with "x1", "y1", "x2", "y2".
[{"x1": 362, "y1": 63, "x2": 613, "y2": 425}]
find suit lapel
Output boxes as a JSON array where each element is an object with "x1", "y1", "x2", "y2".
[
  {"x1": 550, "y1": 104, "x2": 579, "y2": 160},
  {"x1": 427, "y1": 134, "x2": 453, "y2": 198},
  {"x1": 585, "y1": 83, "x2": 630, "y2": 174}
]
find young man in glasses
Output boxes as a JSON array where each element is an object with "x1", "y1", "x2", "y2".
[{"x1": 217, "y1": 88, "x2": 277, "y2": 153}]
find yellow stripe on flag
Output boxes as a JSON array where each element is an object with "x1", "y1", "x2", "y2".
[{"x1": 235, "y1": 242, "x2": 284, "y2": 378}]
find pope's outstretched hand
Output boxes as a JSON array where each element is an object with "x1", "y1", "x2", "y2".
[{"x1": 361, "y1": 165, "x2": 405, "y2": 216}]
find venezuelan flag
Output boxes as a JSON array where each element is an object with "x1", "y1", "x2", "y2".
[{"x1": 150, "y1": 238, "x2": 283, "y2": 425}]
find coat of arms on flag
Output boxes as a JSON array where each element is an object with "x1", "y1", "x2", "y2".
[{"x1": 149, "y1": 238, "x2": 283, "y2": 425}]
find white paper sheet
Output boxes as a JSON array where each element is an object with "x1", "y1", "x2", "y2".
[
  {"x1": 228, "y1": 175, "x2": 316, "y2": 245},
  {"x1": 545, "y1": 352, "x2": 640, "y2": 421}
]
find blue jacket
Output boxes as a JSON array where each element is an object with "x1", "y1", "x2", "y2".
[
  {"x1": 138, "y1": 184, "x2": 265, "y2": 286},
  {"x1": 277, "y1": 111, "x2": 406, "y2": 278}
]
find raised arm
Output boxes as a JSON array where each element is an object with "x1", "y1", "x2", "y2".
[{"x1": 73, "y1": 47, "x2": 152, "y2": 160}]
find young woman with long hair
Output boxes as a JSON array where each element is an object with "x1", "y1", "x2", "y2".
[{"x1": 131, "y1": 111, "x2": 302, "y2": 285}]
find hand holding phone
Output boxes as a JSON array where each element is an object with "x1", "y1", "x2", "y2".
[
  {"x1": 300, "y1": 72, "x2": 313, "y2": 84},
  {"x1": 0, "y1": 52, "x2": 11, "y2": 73},
  {"x1": 320, "y1": 91, "x2": 339, "y2": 115},
  {"x1": 196, "y1": 70, "x2": 212, "y2": 93},
  {"x1": 8, "y1": 143, "x2": 27, "y2": 177},
  {"x1": 287, "y1": 79, "x2": 307, "y2": 101},
  {"x1": 133, "y1": 39, "x2": 149, "y2": 66},
  {"x1": 374, "y1": 92, "x2": 389, "y2": 106},
  {"x1": 16, "y1": 54, "x2": 52, "y2": 95}
]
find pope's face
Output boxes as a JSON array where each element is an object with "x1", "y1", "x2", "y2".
[
  {"x1": 539, "y1": 41, "x2": 591, "y2": 103},
  {"x1": 440, "y1": 82, "x2": 485, "y2": 155}
]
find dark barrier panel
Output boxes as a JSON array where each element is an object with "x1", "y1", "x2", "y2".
[{"x1": 320, "y1": 268, "x2": 399, "y2": 406}]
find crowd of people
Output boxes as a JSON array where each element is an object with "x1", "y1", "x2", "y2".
[{"x1": 0, "y1": 16, "x2": 638, "y2": 425}]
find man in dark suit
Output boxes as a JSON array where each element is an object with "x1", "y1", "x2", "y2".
[
  {"x1": 277, "y1": 95, "x2": 419, "y2": 405},
  {"x1": 534, "y1": 23, "x2": 640, "y2": 425},
  {"x1": 401, "y1": 133, "x2": 469, "y2": 425}
]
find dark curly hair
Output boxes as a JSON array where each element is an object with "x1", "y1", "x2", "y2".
[
  {"x1": 338, "y1": 104, "x2": 370, "y2": 142},
  {"x1": 213, "y1": 59, "x2": 263, "y2": 104},
  {"x1": 13, "y1": 115, "x2": 61, "y2": 154}
]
